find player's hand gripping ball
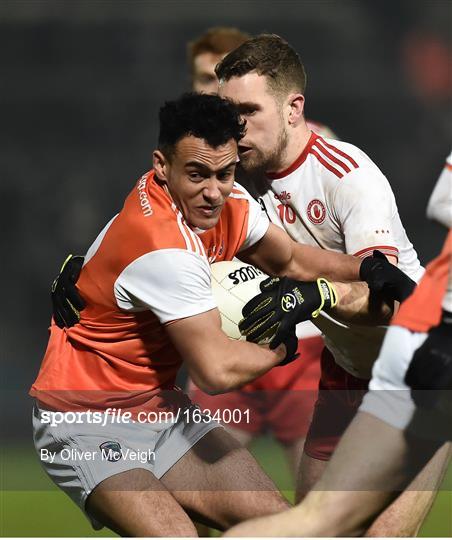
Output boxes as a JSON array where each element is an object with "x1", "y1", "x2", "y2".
[
  {"x1": 210, "y1": 261, "x2": 299, "y2": 365},
  {"x1": 238, "y1": 275, "x2": 337, "y2": 348}
]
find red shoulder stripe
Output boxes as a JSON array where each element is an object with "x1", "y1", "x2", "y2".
[
  {"x1": 319, "y1": 137, "x2": 359, "y2": 169},
  {"x1": 313, "y1": 140, "x2": 351, "y2": 174},
  {"x1": 310, "y1": 148, "x2": 344, "y2": 178}
]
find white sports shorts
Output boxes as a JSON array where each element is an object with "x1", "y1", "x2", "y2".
[
  {"x1": 360, "y1": 325, "x2": 451, "y2": 440},
  {"x1": 32, "y1": 401, "x2": 221, "y2": 528}
]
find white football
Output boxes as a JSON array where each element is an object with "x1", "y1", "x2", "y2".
[{"x1": 210, "y1": 260, "x2": 269, "y2": 342}]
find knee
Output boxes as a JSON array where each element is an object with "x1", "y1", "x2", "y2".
[{"x1": 87, "y1": 487, "x2": 198, "y2": 537}]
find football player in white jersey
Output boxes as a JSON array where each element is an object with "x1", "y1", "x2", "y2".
[
  {"x1": 217, "y1": 33, "x2": 450, "y2": 536},
  {"x1": 187, "y1": 28, "x2": 346, "y2": 482},
  {"x1": 224, "y1": 152, "x2": 452, "y2": 539}
]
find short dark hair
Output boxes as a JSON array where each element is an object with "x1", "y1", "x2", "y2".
[
  {"x1": 187, "y1": 27, "x2": 250, "y2": 75},
  {"x1": 158, "y1": 93, "x2": 245, "y2": 159},
  {"x1": 215, "y1": 34, "x2": 307, "y2": 98}
]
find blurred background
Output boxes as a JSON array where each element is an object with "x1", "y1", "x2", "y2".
[{"x1": 1, "y1": 0, "x2": 451, "y2": 535}]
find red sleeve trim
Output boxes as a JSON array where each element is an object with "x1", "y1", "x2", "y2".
[{"x1": 354, "y1": 245, "x2": 399, "y2": 262}]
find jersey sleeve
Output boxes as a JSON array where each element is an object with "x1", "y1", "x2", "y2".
[
  {"x1": 443, "y1": 265, "x2": 452, "y2": 312},
  {"x1": 332, "y1": 166, "x2": 399, "y2": 259},
  {"x1": 426, "y1": 151, "x2": 452, "y2": 229},
  {"x1": 258, "y1": 194, "x2": 285, "y2": 230},
  {"x1": 234, "y1": 183, "x2": 270, "y2": 251},
  {"x1": 114, "y1": 249, "x2": 216, "y2": 324}
]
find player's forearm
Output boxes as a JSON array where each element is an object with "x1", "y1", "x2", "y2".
[
  {"x1": 292, "y1": 490, "x2": 372, "y2": 537},
  {"x1": 189, "y1": 341, "x2": 285, "y2": 395},
  {"x1": 169, "y1": 310, "x2": 286, "y2": 395},
  {"x1": 223, "y1": 491, "x2": 373, "y2": 538},
  {"x1": 240, "y1": 224, "x2": 361, "y2": 283},
  {"x1": 288, "y1": 243, "x2": 362, "y2": 283},
  {"x1": 330, "y1": 281, "x2": 394, "y2": 325}
]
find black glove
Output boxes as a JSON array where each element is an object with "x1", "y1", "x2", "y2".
[
  {"x1": 239, "y1": 276, "x2": 337, "y2": 348},
  {"x1": 359, "y1": 250, "x2": 416, "y2": 303},
  {"x1": 278, "y1": 329, "x2": 300, "y2": 366},
  {"x1": 51, "y1": 255, "x2": 86, "y2": 328},
  {"x1": 405, "y1": 312, "x2": 452, "y2": 408}
]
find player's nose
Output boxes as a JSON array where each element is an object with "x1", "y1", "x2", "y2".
[{"x1": 202, "y1": 179, "x2": 223, "y2": 202}]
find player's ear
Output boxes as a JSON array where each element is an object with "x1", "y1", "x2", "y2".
[
  {"x1": 153, "y1": 150, "x2": 169, "y2": 181},
  {"x1": 287, "y1": 94, "x2": 305, "y2": 126}
]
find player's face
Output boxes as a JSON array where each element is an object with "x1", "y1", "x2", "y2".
[
  {"x1": 163, "y1": 136, "x2": 238, "y2": 230},
  {"x1": 218, "y1": 73, "x2": 288, "y2": 174},
  {"x1": 192, "y1": 52, "x2": 225, "y2": 94}
]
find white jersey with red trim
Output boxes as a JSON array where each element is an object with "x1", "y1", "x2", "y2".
[
  {"x1": 260, "y1": 132, "x2": 423, "y2": 378},
  {"x1": 427, "y1": 150, "x2": 452, "y2": 230},
  {"x1": 427, "y1": 150, "x2": 452, "y2": 311}
]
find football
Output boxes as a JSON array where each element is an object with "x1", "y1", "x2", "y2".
[{"x1": 210, "y1": 260, "x2": 270, "y2": 342}]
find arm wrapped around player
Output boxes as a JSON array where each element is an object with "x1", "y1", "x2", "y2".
[
  {"x1": 359, "y1": 250, "x2": 416, "y2": 303},
  {"x1": 239, "y1": 276, "x2": 338, "y2": 348},
  {"x1": 51, "y1": 254, "x2": 86, "y2": 328}
]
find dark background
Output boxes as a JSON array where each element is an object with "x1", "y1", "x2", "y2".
[{"x1": 1, "y1": 0, "x2": 451, "y2": 438}]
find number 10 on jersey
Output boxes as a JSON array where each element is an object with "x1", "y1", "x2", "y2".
[{"x1": 277, "y1": 204, "x2": 296, "y2": 224}]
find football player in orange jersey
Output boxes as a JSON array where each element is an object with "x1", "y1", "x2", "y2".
[
  {"x1": 51, "y1": 26, "x2": 338, "y2": 484},
  {"x1": 34, "y1": 92, "x2": 392, "y2": 536},
  {"x1": 224, "y1": 153, "x2": 452, "y2": 539}
]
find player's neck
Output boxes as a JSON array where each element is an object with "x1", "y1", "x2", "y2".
[{"x1": 274, "y1": 123, "x2": 312, "y2": 174}]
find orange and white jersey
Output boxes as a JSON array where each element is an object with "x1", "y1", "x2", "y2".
[
  {"x1": 392, "y1": 232, "x2": 451, "y2": 333},
  {"x1": 444, "y1": 257, "x2": 452, "y2": 313},
  {"x1": 31, "y1": 170, "x2": 269, "y2": 412},
  {"x1": 260, "y1": 131, "x2": 423, "y2": 379}
]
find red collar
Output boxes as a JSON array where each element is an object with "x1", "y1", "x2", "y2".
[{"x1": 267, "y1": 132, "x2": 318, "y2": 180}]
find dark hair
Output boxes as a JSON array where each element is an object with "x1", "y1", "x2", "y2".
[
  {"x1": 215, "y1": 34, "x2": 307, "y2": 98},
  {"x1": 187, "y1": 27, "x2": 250, "y2": 75},
  {"x1": 158, "y1": 93, "x2": 245, "y2": 158}
]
